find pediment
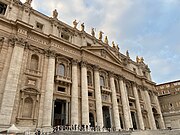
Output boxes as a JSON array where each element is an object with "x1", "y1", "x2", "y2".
[{"x1": 85, "y1": 46, "x2": 122, "y2": 65}]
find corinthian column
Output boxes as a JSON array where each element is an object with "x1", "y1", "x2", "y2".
[
  {"x1": 154, "y1": 94, "x2": 165, "y2": 129},
  {"x1": 94, "y1": 66, "x2": 103, "y2": 128},
  {"x1": 0, "y1": 37, "x2": 25, "y2": 125},
  {"x1": 119, "y1": 77, "x2": 132, "y2": 130},
  {"x1": 133, "y1": 83, "x2": 144, "y2": 130},
  {"x1": 81, "y1": 61, "x2": 89, "y2": 126},
  {"x1": 143, "y1": 89, "x2": 156, "y2": 129},
  {"x1": 110, "y1": 73, "x2": 121, "y2": 130},
  {"x1": 42, "y1": 50, "x2": 56, "y2": 128},
  {"x1": 71, "y1": 60, "x2": 79, "y2": 125}
]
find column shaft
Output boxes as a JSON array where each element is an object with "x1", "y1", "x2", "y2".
[
  {"x1": 110, "y1": 76, "x2": 121, "y2": 130},
  {"x1": 0, "y1": 44, "x2": 24, "y2": 125},
  {"x1": 71, "y1": 61, "x2": 78, "y2": 125},
  {"x1": 81, "y1": 64, "x2": 89, "y2": 125},
  {"x1": 94, "y1": 69, "x2": 103, "y2": 128},
  {"x1": 133, "y1": 85, "x2": 145, "y2": 130},
  {"x1": 42, "y1": 56, "x2": 55, "y2": 127},
  {"x1": 144, "y1": 90, "x2": 156, "y2": 129},
  {"x1": 119, "y1": 79, "x2": 132, "y2": 130},
  {"x1": 154, "y1": 95, "x2": 165, "y2": 129}
]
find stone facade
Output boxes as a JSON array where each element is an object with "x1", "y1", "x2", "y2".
[
  {"x1": 0, "y1": 0, "x2": 165, "y2": 132},
  {"x1": 156, "y1": 80, "x2": 180, "y2": 129}
]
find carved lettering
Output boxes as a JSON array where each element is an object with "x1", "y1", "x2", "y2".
[
  {"x1": 27, "y1": 35, "x2": 48, "y2": 45},
  {"x1": 18, "y1": 28, "x2": 27, "y2": 36}
]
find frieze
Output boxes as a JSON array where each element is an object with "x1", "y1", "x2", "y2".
[
  {"x1": 52, "y1": 43, "x2": 79, "y2": 56},
  {"x1": 27, "y1": 35, "x2": 48, "y2": 45}
]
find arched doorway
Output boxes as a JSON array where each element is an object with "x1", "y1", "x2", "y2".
[
  {"x1": 89, "y1": 112, "x2": 95, "y2": 127},
  {"x1": 102, "y1": 106, "x2": 111, "y2": 128}
]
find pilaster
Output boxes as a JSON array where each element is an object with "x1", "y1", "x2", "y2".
[
  {"x1": 42, "y1": 50, "x2": 56, "y2": 128},
  {"x1": 0, "y1": 36, "x2": 26, "y2": 125}
]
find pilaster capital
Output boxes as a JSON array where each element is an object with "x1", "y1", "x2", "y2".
[
  {"x1": 8, "y1": 36, "x2": 28, "y2": 48},
  {"x1": 93, "y1": 65, "x2": 100, "y2": 71},
  {"x1": 131, "y1": 81, "x2": 137, "y2": 87},
  {"x1": 45, "y1": 49, "x2": 56, "y2": 58},
  {"x1": 80, "y1": 61, "x2": 87, "y2": 67},
  {"x1": 71, "y1": 59, "x2": 78, "y2": 65},
  {"x1": 118, "y1": 75, "x2": 125, "y2": 81},
  {"x1": 109, "y1": 71, "x2": 115, "y2": 78}
]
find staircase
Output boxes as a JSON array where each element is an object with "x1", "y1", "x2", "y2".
[{"x1": 50, "y1": 129, "x2": 180, "y2": 135}]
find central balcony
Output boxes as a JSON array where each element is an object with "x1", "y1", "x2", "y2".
[{"x1": 55, "y1": 75, "x2": 72, "y2": 84}]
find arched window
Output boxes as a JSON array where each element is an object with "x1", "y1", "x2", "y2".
[
  {"x1": 87, "y1": 71, "x2": 92, "y2": 85},
  {"x1": 22, "y1": 97, "x2": 33, "y2": 118},
  {"x1": 58, "y1": 64, "x2": 65, "y2": 76},
  {"x1": 100, "y1": 76, "x2": 105, "y2": 86},
  {"x1": 30, "y1": 54, "x2": 39, "y2": 70}
]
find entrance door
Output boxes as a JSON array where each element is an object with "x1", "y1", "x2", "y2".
[
  {"x1": 89, "y1": 113, "x2": 95, "y2": 127},
  {"x1": 102, "y1": 106, "x2": 111, "y2": 128},
  {"x1": 54, "y1": 100, "x2": 66, "y2": 126},
  {"x1": 131, "y1": 112, "x2": 137, "y2": 129}
]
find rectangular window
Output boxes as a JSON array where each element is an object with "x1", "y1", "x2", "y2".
[
  {"x1": 36, "y1": 22, "x2": 43, "y2": 31},
  {"x1": 61, "y1": 32, "x2": 69, "y2": 41},
  {"x1": 88, "y1": 92, "x2": 93, "y2": 97},
  {"x1": 58, "y1": 87, "x2": 65, "y2": 92},
  {"x1": 0, "y1": 2, "x2": 7, "y2": 15}
]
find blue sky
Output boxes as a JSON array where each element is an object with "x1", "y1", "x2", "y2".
[{"x1": 22, "y1": 0, "x2": 180, "y2": 84}]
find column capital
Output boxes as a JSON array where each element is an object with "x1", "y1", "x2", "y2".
[
  {"x1": 93, "y1": 65, "x2": 100, "y2": 71},
  {"x1": 118, "y1": 75, "x2": 125, "y2": 81},
  {"x1": 8, "y1": 36, "x2": 28, "y2": 48},
  {"x1": 80, "y1": 61, "x2": 87, "y2": 67},
  {"x1": 45, "y1": 49, "x2": 56, "y2": 58},
  {"x1": 71, "y1": 59, "x2": 79, "y2": 65},
  {"x1": 109, "y1": 71, "x2": 115, "y2": 78},
  {"x1": 131, "y1": 81, "x2": 137, "y2": 87}
]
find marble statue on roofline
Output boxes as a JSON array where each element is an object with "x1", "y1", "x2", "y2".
[
  {"x1": 26, "y1": 0, "x2": 32, "y2": 4},
  {"x1": 91, "y1": 28, "x2": 95, "y2": 37},
  {"x1": 73, "y1": 19, "x2": 79, "y2": 29},
  {"x1": 53, "y1": 9, "x2": 58, "y2": 19},
  {"x1": 81, "y1": 23, "x2": 85, "y2": 31},
  {"x1": 98, "y1": 31, "x2": 104, "y2": 40},
  {"x1": 104, "y1": 36, "x2": 108, "y2": 44},
  {"x1": 136, "y1": 56, "x2": 144, "y2": 63}
]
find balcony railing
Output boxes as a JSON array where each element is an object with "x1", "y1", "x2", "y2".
[
  {"x1": 26, "y1": 69, "x2": 42, "y2": 76},
  {"x1": 100, "y1": 86, "x2": 111, "y2": 94},
  {"x1": 55, "y1": 75, "x2": 71, "y2": 83}
]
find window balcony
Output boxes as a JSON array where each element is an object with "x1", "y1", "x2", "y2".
[
  {"x1": 55, "y1": 75, "x2": 71, "y2": 84},
  {"x1": 100, "y1": 86, "x2": 111, "y2": 95},
  {"x1": 25, "y1": 69, "x2": 42, "y2": 77}
]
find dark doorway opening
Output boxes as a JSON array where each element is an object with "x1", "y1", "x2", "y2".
[
  {"x1": 131, "y1": 112, "x2": 137, "y2": 129},
  {"x1": 54, "y1": 100, "x2": 66, "y2": 126},
  {"x1": 102, "y1": 106, "x2": 111, "y2": 128},
  {"x1": 89, "y1": 112, "x2": 95, "y2": 127}
]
